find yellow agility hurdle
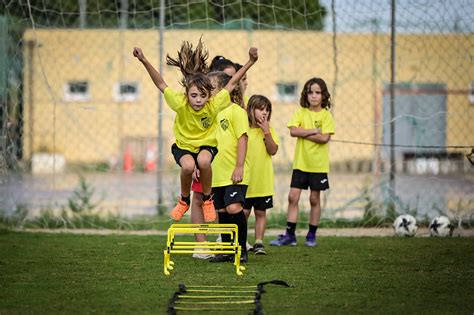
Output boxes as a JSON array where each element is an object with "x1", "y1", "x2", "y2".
[{"x1": 164, "y1": 224, "x2": 246, "y2": 276}]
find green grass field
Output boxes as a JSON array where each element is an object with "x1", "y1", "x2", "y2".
[{"x1": 0, "y1": 231, "x2": 473, "y2": 314}]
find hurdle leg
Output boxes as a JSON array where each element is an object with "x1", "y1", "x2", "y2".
[{"x1": 164, "y1": 250, "x2": 171, "y2": 276}]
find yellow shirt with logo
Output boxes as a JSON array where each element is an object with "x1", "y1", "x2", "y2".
[
  {"x1": 164, "y1": 87, "x2": 230, "y2": 153},
  {"x1": 246, "y1": 127, "x2": 279, "y2": 198},
  {"x1": 212, "y1": 103, "x2": 250, "y2": 187},
  {"x1": 287, "y1": 107, "x2": 335, "y2": 173}
]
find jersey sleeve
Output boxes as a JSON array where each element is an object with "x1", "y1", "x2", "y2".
[
  {"x1": 232, "y1": 106, "x2": 249, "y2": 139},
  {"x1": 211, "y1": 89, "x2": 231, "y2": 112},
  {"x1": 322, "y1": 111, "x2": 335, "y2": 135},
  {"x1": 163, "y1": 87, "x2": 186, "y2": 112},
  {"x1": 287, "y1": 109, "x2": 301, "y2": 128}
]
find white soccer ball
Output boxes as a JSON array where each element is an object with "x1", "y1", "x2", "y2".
[
  {"x1": 393, "y1": 214, "x2": 418, "y2": 237},
  {"x1": 429, "y1": 216, "x2": 453, "y2": 237}
]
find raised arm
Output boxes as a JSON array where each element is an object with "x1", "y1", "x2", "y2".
[
  {"x1": 224, "y1": 47, "x2": 258, "y2": 93},
  {"x1": 133, "y1": 47, "x2": 168, "y2": 93}
]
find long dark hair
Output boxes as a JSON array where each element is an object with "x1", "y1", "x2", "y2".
[
  {"x1": 207, "y1": 71, "x2": 243, "y2": 107},
  {"x1": 210, "y1": 55, "x2": 236, "y2": 73},
  {"x1": 166, "y1": 37, "x2": 212, "y2": 96},
  {"x1": 247, "y1": 95, "x2": 272, "y2": 126},
  {"x1": 300, "y1": 77, "x2": 331, "y2": 109}
]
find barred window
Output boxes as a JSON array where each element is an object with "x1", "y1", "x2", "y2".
[
  {"x1": 276, "y1": 82, "x2": 298, "y2": 102},
  {"x1": 114, "y1": 82, "x2": 139, "y2": 102},
  {"x1": 64, "y1": 81, "x2": 90, "y2": 101}
]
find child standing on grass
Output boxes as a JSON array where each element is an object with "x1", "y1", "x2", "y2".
[
  {"x1": 243, "y1": 95, "x2": 279, "y2": 255},
  {"x1": 191, "y1": 69, "x2": 243, "y2": 260},
  {"x1": 270, "y1": 77, "x2": 334, "y2": 247},
  {"x1": 207, "y1": 70, "x2": 250, "y2": 263},
  {"x1": 133, "y1": 40, "x2": 258, "y2": 223}
]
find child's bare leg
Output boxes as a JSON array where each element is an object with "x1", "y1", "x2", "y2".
[
  {"x1": 179, "y1": 155, "x2": 195, "y2": 198},
  {"x1": 243, "y1": 209, "x2": 251, "y2": 220},
  {"x1": 287, "y1": 187, "x2": 302, "y2": 223},
  {"x1": 196, "y1": 151, "x2": 212, "y2": 195},
  {"x1": 191, "y1": 192, "x2": 205, "y2": 242},
  {"x1": 309, "y1": 190, "x2": 321, "y2": 225},
  {"x1": 254, "y1": 209, "x2": 266, "y2": 241}
]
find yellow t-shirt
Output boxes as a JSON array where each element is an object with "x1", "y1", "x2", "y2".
[
  {"x1": 212, "y1": 104, "x2": 250, "y2": 187},
  {"x1": 287, "y1": 107, "x2": 335, "y2": 173},
  {"x1": 163, "y1": 87, "x2": 231, "y2": 153},
  {"x1": 246, "y1": 127, "x2": 279, "y2": 198}
]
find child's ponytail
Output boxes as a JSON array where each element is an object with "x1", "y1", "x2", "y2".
[{"x1": 166, "y1": 37, "x2": 210, "y2": 87}]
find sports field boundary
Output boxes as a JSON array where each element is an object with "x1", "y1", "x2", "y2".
[{"x1": 11, "y1": 227, "x2": 474, "y2": 237}]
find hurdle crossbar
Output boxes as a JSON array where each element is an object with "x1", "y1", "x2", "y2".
[{"x1": 164, "y1": 224, "x2": 246, "y2": 276}]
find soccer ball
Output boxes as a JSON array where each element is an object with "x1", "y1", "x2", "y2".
[
  {"x1": 393, "y1": 214, "x2": 418, "y2": 237},
  {"x1": 429, "y1": 216, "x2": 453, "y2": 237}
]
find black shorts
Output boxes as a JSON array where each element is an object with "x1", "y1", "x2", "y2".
[
  {"x1": 243, "y1": 196, "x2": 273, "y2": 211},
  {"x1": 212, "y1": 185, "x2": 247, "y2": 210},
  {"x1": 171, "y1": 143, "x2": 218, "y2": 166},
  {"x1": 290, "y1": 169, "x2": 329, "y2": 191}
]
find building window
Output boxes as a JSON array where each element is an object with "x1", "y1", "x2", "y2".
[
  {"x1": 64, "y1": 81, "x2": 90, "y2": 102},
  {"x1": 276, "y1": 82, "x2": 298, "y2": 102},
  {"x1": 114, "y1": 81, "x2": 139, "y2": 102}
]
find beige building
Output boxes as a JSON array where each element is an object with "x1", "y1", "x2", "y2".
[{"x1": 22, "y1": 29, "x2": 473, "y2": 171}]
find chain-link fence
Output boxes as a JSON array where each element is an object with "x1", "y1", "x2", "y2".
[{"x1": 1, "y1": 0, "x2": 473, "y2": 226}]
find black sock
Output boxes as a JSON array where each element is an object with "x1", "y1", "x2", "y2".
[
  {"x1": 286, "y1": 222, "x2": 297, "y2": 236},
  {"x1": 309, "y1": 224, "x2": 318, "y2": 234},
  {"x1": 202, "y1": 194, "x2": 211, "y2": 201},
  {"x1": 218, "y1": 212, "x2": 231, "y2": 243},
  {"x1": 229, "y1": 210, "x2": 248, "y2": 252},
  {"x1": 181, "y1": 194, "x2": 190, "y2": 205}
]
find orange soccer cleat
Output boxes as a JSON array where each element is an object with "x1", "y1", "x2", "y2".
[
  {"x1": 202, "y1": 199, "x2": 216, "y2": 222},
  {"x1": 170, "y1": 198, "x2": 190, "y2": 221}
]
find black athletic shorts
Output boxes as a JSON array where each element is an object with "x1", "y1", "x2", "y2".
[
  {"x1": 212, "y1": 185, "x2": 247, "y2": 210},
  {"x1": 243, "y1": 196, "x2": 273, "y2": 211},
  {"x1": 171, "y1": 143, "x2": 218, "y2": 166},
  {"x1": 290, "y1": 169, "x2": 329, "y2": 191}
]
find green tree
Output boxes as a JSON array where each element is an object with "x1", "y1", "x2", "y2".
[{"x1": 1, "y1": 0, "x2": 326, "y2": 30}]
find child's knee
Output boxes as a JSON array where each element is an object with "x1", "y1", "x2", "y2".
[
  {"x1": 197, "y1": 154, "x2": 212, "y2": 169},
  {"x1": 180, "y1": 160, "x2": 195, "y2": 174},
  {"x1": 288, "y1": 193, "x2": 299, "y2": 205}
]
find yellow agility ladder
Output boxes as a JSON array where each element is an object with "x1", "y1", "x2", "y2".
[{"x1": 164, "y1": 224, "x2": 246, "y2": 276}]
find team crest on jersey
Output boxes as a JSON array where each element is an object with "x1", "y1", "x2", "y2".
[
  {"x1": 220, "y1": 118, "x2": 229, "y2": 131},
  {"x1": 314, "y1": 120, "x2": 322, "y2": 129},
  {"x1": 201, "y1": 117, "x2": 211, "y2": 129}
]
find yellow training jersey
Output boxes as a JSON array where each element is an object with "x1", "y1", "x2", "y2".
[
  {"x1": 212, "y1": 103, "x2": 250, "y2": 187},
  {"x1": 164, "y1": 87, "x2": 230, "y2": 153},
  {"x1": 287, "y1": 107, "x2": 335, "y2": 173},
  {"x1": 246, "y1": 127, "x2": 279, "y2": 198}
]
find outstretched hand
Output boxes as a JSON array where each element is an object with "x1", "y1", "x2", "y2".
[
  {"x1": 133, "y1": 47, "x2": 145, "y2": 61},
  {"x1": 248, "y1": 47, "x2": 258, "y2": 63}
]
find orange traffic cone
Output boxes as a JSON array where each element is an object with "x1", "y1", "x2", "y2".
[
  {"x1": 123, "y1": 145, "x2": 133, "y2": 172},
  {"x1": 144, "y1": 144, "x2": 157, "y2": 172}
]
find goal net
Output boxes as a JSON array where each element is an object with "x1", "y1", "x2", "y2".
[{"x1": 1, "y1": 0, "x2": 473, "y2": 227}]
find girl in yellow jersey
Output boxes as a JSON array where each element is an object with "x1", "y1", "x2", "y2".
[
  {"x1": 206, "y1": 71, "x2": 250, "y2": 263},
  {"x1": 270, "y1": 78, "x2": 335, "y2": 247},
  {"x1": 243, "y1": 95, "x2": 279, "y2": 255},
  {"x1": 133, "y1": 40, "x2": 258, "y2": 223}
]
